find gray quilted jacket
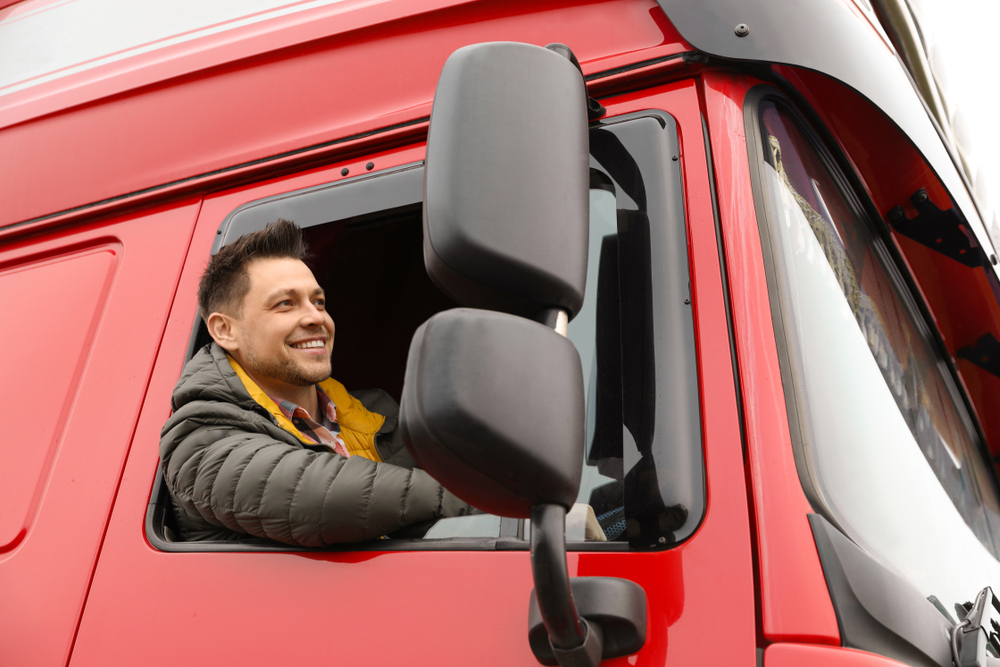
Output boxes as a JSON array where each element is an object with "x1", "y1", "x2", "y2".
[{"x1": 160, "y1": 343, "x2": 472, "y2": 546}]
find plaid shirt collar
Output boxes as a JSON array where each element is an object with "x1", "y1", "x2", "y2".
[{"x1": 268, "y1": 387, "x2": 350, "y2": 457}]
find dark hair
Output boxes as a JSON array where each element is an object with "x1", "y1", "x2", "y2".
[{"x1": 197, "y1": 219, "x2": 308, "y2": 319}]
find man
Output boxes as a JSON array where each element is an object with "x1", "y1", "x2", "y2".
[{"x1": 160, "y1": 219, "x2": 473, "y2": 546}]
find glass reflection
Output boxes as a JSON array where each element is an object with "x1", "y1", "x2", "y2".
[{"x1": 758, "y1": 99, "x2": 1000, "y2": 612}]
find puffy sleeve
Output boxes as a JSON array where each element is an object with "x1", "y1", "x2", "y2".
[{"x1": 160, "y1": 401, "x2": 473, "y2": 546}]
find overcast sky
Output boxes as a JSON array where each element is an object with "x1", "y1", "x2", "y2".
[{"x1": 915, "y1": 0, "x2": 1000, "y2": 223}]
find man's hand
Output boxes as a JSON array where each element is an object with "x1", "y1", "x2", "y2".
[{"x1": 568, "y1": 503, "x2": 608, "y2": 542}]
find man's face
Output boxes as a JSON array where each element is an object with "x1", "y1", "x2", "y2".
[{"x1": 230, "y1": 257, "x2": 335, "y2": 389}]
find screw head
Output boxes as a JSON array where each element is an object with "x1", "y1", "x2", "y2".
[
  {"x1": 658, "y1": 536, "x2": 667, "y2": 544},
  {"x1": 366, "y1": 162, "x2": 375, "y2": 171},
  {"x1": 735, "y1": 23, "x2": 750, "y2": 37},
  {"x1": 341, "y1": 167, "x2": 350, "y2": 176}
]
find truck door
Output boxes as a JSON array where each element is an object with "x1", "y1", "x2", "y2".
[{"x1": 71, "y1": 78, "x2": 756, "y2": 666}]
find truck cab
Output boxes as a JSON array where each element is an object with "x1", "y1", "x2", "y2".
[{"x1": 2, "y1": 1, "x2": 999, "y2": 666}]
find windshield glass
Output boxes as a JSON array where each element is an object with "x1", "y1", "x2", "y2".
[{"x1": 755, "y1": 98, "x2": 1000, "y2": 612}]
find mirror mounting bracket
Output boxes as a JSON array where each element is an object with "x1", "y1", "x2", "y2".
[{"x1": 544, "y1": 43, "x2": 606, "y2": 121}]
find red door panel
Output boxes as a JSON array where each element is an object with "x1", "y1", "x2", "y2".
[
  {"x1": 0, "y1": 201, "x2": 199, "y2": 666},
  {"x1": 0, "y1": 245, "x2": 119, "y2": 551}
]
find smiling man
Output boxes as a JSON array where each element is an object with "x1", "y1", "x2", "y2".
[{"x1": 159, "y1": 219, "x2": 472, "y2": 546}]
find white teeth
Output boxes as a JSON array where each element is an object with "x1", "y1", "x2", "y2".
[{"x1": 292, "y1": 340, "x2": 324, "y2": 349}]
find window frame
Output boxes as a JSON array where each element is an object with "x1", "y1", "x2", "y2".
[{"x1": 147, "y1": 109, "x2": 705, "y2": 554}]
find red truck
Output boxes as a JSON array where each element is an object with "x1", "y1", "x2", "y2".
[{"x1": 3, "y1": 0, "x2": 1000, "y2": 666}]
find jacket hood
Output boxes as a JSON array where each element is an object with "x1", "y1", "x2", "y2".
[{"x1": 170, "y1": 343, "x2": 260, "y2": 414}]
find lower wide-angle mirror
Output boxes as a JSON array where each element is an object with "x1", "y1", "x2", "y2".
[{"x1": 399, "y1": 307, "x2": 585, "y2": 518}]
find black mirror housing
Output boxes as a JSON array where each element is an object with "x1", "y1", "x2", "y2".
[
  {"x1": 423, "y1": 41, "x2": 590, "y2": 320},
  {"x1": 399, "y1": 308, "x2": 585, "y2": 517},
  {"x1": 411, "y1": 41, "x2": 645, "y2": 666}
]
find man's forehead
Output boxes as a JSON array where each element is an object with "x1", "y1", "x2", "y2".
[{"x1": 245, "y1": 257, "x2": 321, "y2": 298}]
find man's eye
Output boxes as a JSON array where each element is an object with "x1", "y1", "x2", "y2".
[
  {"x1": 277, "y1": 299, "x2": 293, "y2": 307},
  {"x1": 314, "y1": 299, "x2": 325, "y2": 309}
]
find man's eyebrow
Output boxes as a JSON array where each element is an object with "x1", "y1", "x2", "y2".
[
  {"x1": 263, "y1": 287, "x2": 325, "y2": 303},
  {"x1": 263, "y1": 288, "x2": 296, "y2": 303}
]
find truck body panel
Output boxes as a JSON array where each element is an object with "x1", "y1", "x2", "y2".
[
  {"x1": 0, "y1": 202, "x2": 199, "y2": 666},
  {"x1": 1, "y1": 0, "x2": 997, "y2": 665}
]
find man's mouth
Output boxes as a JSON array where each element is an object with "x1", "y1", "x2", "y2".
[{"x1": 289, "y1": 339, "x2": 326, "y2": 349}]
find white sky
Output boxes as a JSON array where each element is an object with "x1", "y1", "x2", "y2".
[{"x1": 915, "y1": 0, "x2": 1000, "y2": 225}]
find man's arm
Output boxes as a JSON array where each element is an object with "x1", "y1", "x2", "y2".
[{"x1": 161, "y1": 407, "x2": 473, "y2": 546}]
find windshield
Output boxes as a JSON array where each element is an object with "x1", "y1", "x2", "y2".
[{"x1": 754, "y1": 97, "x2": 1000, "y2": 613}]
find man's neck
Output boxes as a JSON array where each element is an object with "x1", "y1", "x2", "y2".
[{"x1": 265, "y1": 383, "x2": 320, "y2": 418}]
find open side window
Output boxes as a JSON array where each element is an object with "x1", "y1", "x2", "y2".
[{"x1": 147, "y1": 111, "x2": 704, "y2": 553}]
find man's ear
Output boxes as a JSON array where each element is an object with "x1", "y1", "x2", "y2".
[{"x1": 206, "y1": 311, "x2": 239, "y2": 352}]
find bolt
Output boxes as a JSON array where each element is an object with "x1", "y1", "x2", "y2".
[
  {"x1": 888, "y1": 207, "x2": 904, "y2": 222},
  {"x1": 658, "y1": 536, "x2": 667, "y2": 544},
  {"x1": 341, "y1": 168, "x2": 349, "y2": 176},
  {"x1": 735, "y1": 23, "x2": 750, "y2": 37},
  {"x1": 672, "y1": 155, "x2": 678, "y2": 161},
  {"x1": 684, "y1": 298, "x2": 691, "y2": 304},
  {"x1": 366, "y1": 162, "x2": 375, "y2": 171},
  {"x1": 914, "y1": 190, "x2": 928, "y2": 204}
]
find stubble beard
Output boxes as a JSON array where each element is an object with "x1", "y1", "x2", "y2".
[{"x1": 243, "y1": 344, "x2": 331, "y2": 387}]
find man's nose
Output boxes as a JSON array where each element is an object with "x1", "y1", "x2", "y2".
[{"x1": 301, "y1": 301, "x2": 326, "y2": 326}]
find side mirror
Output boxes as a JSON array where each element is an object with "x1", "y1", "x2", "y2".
[
  {"x1": 401, "y1": 41, "x2": 647, "y2": 667},
  {"x1": 422, "y1": 41, "x2": 590, "y2": 324}
]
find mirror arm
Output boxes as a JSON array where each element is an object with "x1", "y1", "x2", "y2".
[
  {"x1": 530, "y1": 504, "x2": 584, "y2": 647},
  {"x1": 536, "y1": 307, "x2": 569, "y2": 337},
  {"x1": 530, "y1": 504, "x2": 604, "y2": 667}
]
